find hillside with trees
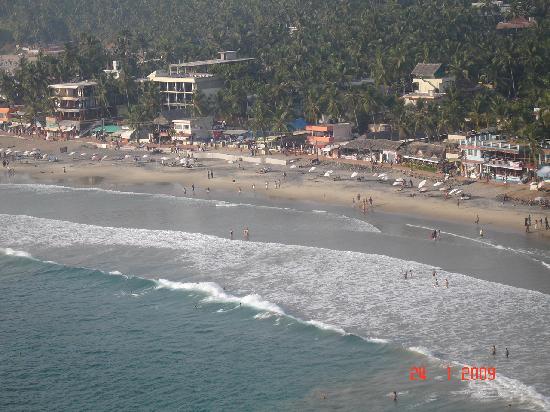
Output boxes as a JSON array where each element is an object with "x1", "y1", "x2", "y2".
[{"x1": 0, "y1": 0, "x2": 549, "y2": 145}]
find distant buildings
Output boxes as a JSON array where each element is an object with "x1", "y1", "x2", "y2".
[
  {"x1": 103, "y1": 60, "x2": 122, "y2": 79},
  {"x1": 403, "y1": 63, "x2": 455, "y2": 105},
  {"x1": 496, "y1": 16, "x2": 537, "y2": 31}
]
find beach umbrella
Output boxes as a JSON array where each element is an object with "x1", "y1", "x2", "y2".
[
  {"x1": 351, "y1": 172, "x2": 358, "y2": 178},
  {"x1": 433, "y1": 181, "x2": 443, "y2": 187},
  {"x1": 69, "y1": 151, "x2": 76, "y2": 156},
  {"x1": 309, "y1": 166, "x2": 316, "y2": 172},
  {"x1": 142, "y1": 154, "x2": 148, "y2": 158},
  {"x1": 448, "y1": 188, "x2": 457, "y2": 195},
  {"x1": 418, "y1": 179, "x2": 427, "y2": 188}
]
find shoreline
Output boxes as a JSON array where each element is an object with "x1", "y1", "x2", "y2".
[{"x1": 1, "y1": 135, "x2": 549, "y2": 241}]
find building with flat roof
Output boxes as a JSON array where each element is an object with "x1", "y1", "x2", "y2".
[
  {"x1": 147, "y1": 71, "x2": 223, "y2": 112},
  {"x1": 306, "y1": 123, "x2": 352, "y2": 148},
  {"x1": 48, "y1": 81, "x2": 100, "y2": 134},
  {"x1": 459, "y1": 131, "x2": 534, "y2": 182},
  {"x1": 169, "y1": 51, "x2": 254, "y2": 75}
]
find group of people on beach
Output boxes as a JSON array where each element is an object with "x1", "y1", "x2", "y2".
[
  {"x1": 524, "y1": 214, "x2": 549, "y2": 232},
  {"x1": 353, "y1": 193, "x2": 373, "y2": 214},
  {"x1": 402, "y1": 269, "x2": 449, "y2": 288},
  {"x1": 229, "y1": 227, "x2": 250, "y2": 240}
]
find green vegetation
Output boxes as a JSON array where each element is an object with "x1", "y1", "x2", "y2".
[{"x1": 0, "y1": 0, "x2": 549, "y2": 144}]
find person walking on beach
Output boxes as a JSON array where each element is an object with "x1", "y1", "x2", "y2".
[
  {"x1": 445, "y1": 278, "x2": 449, "y2": 288},
  {"x1": 211, "y1": 170, "x2": 214, "y2": 179},
  {"x1": 369, "y1": 196, "x2": 373, "y2": 206},
  {"x1": 546, "y1": 217, "x2": 549, "y2": 230},
  {"x1": 479, "y1": 228, "x2": 484, "y2": 237},
  {"x1": 457, "y1": 198, "x2": 460, "y2": 207},
  {"x1": 492, "y1": 345, "x2": 496, "y2": 356},
  {"x1": 265, "y1": 181, "x2": 269, "y2": 190},
  {"x1": 206, "y1": 187, "x2": 210, "y2": 193},
  {"x1": 183, "y1": 187, "x2": 187, "y2": 195},
  {"x1": 207, "y1": 170, "x2": 211, "y2": 179},
  {"x1": 525, "y1": 217, "x2": 530, "y2": 233},
  {"x1": 192, "y1": 184, "x2": 195, "y2": 194},
  {"x1": 475, "y1": 214, "x2": 479, "y2": 225},
  {"x1": 63, "y1": 167, "x2": 66, "y2": 173},
  {"x1": 409, "y1": 269, "x2": 413, "y2": 278},
  {"x1": 433, "y1": 269, "x2": 437, "y2": 277},
  {"x1": 393, "y1": 391, "x2": 398, "y2": 402}
]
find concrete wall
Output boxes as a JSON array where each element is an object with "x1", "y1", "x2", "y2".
[{"x1": 189, "y1": 151, "x2": 287, "y2": 165}]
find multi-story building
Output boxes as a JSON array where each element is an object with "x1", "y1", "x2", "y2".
[
  {"x1": 459, "y1": 131, "x2": 534, "y2": 182},
  {"x1": 147, "y1": 71, "x2": 223, "y2": 112},
  {"x1": 306, "y1": 123, "x2": 352, "y2": 148},
  {"x1": 48, "y1": 81, "x2": 101, "y2": 134},
  {"x1": 148, "y1": 51, "x2": 253, "y2": 113},
  {"x1": 403, "y1": 63, "x2": 455, "y2": 105}
]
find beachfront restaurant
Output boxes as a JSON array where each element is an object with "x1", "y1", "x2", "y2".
[{"x1": 398, "y1": 142, "x2": 446, "y2": 169}]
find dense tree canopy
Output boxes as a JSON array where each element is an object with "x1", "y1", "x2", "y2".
[{"x1": 0, "y1": 0, "x2": 549, "y2": 141}]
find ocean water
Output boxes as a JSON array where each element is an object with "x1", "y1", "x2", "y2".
[{"x1": 1, "y1": 182, "x2": 549, "y2": 411}]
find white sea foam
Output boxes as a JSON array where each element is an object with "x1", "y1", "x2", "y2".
[
  {"x1": 155, "y1": 279, "x2": 286, "y2": 314},
  {"x1": 0, "y1": 213, "x2": 549, "y2": 409},
  {"x1": 0, "y1": 247, "x2": 33, "y2": 258},
  {"x1": 303, "y1": 320, "x2": 346, "y2": 335}
]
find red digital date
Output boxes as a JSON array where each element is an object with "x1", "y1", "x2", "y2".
[{"x1": 460, "y1": 366, "x2": 496, "y2": 381}]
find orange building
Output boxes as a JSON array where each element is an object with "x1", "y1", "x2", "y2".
[
  {"x1": 0, "y1": 107, "x2": 15, "y2": 129},
  {"x1": 306, "y1": 123, "x2": 352, "y2": 148}
]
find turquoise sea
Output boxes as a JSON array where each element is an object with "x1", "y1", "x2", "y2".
[{"x1": 1, "y1": 182, "x2": 549, "y2": 411}]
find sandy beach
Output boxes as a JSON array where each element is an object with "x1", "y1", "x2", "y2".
[{"x1": 1, "y1": 134, "x2": 549, "y2": 240}]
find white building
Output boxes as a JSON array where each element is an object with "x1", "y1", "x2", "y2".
[
  {"x1": 147, "y1": 71, "x2": 223, "y2": 111},
  {"x1": 172, "y1": 116, "x2": 213, "y2": 141},
  {"x1": 403, "y1": 63, "x2": 455, "y2": 105}
]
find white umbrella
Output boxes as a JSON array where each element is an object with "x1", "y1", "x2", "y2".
[
  {"x1": 433, "y1": 181, "x2": 443, "y2": 187},
  {"x1": 69, "y1": 151, "x2": 76, "y2": 156},
  {"x1": 392, "y1": 181, "x2": 403, "y2": 186},
  {"x1": 537, "y1": 166, "x2": 550, "y2": 178},
  {"x1": 80, "y1": 153, "x2": 87, "y2": 156},
  {"x1": 418, "y1": 179, "x2": 427, "y2": 188},
  {"x1": 142, "y1": 155, "x2": 149, "y2": 158},
  {"x1": 351, "y1": 172, "x2": 358, "y2": 178},
  {"x1": 309, "y1": 166, "x2": 316, "y2": 172},
  {"x1": 448, "y1": 188, "x2": 458, "y2": 195}
]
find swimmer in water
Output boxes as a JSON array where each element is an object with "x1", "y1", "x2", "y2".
[
  {"x1": 505, "y1": 347, "x2": 509, "y2": 358},
  {"x1": 492, "y1": 345, "x2": 496, "y2": 356},
  {"x1": 432, "y1": 269, "x2": 437, "y2": 277},
  {"x1": 445, "y1": 278, "x2": 449, "y2": 288},
  {"x1": 435, "y1": 278, "x2": 439, "y2": 287},
  {"x1": 230, "y1": 230, "x2": 233, "y2": 240},
  {"x1": 393, "y1": 391, "x2": 397, "y2": 401}
]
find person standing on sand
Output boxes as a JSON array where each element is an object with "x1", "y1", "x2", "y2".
[
  {"x1": 457, "y1": 198, "x2": 460, "y2": 207},
  {"x1": 207, "y1": 170, "x2": 210, "y2": 179},
  {"x1": 546, "y1": 217, "x2": 549, "y2": 230},
  {"x1": 475, "y1": 214, "x2": 479, "y2": 225},
  {"x1": 192, "y1": 184, "x2": 195, "y2": 194},
  {"x1": 183, "y1": 187, "x2": 187, "y2": 195},
  {"x1": 369, "y1": 197, "x2": 373, "y2": 206},
  {"x1": 211, "y1": 170, "x2": 214, "y2": 179}
]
